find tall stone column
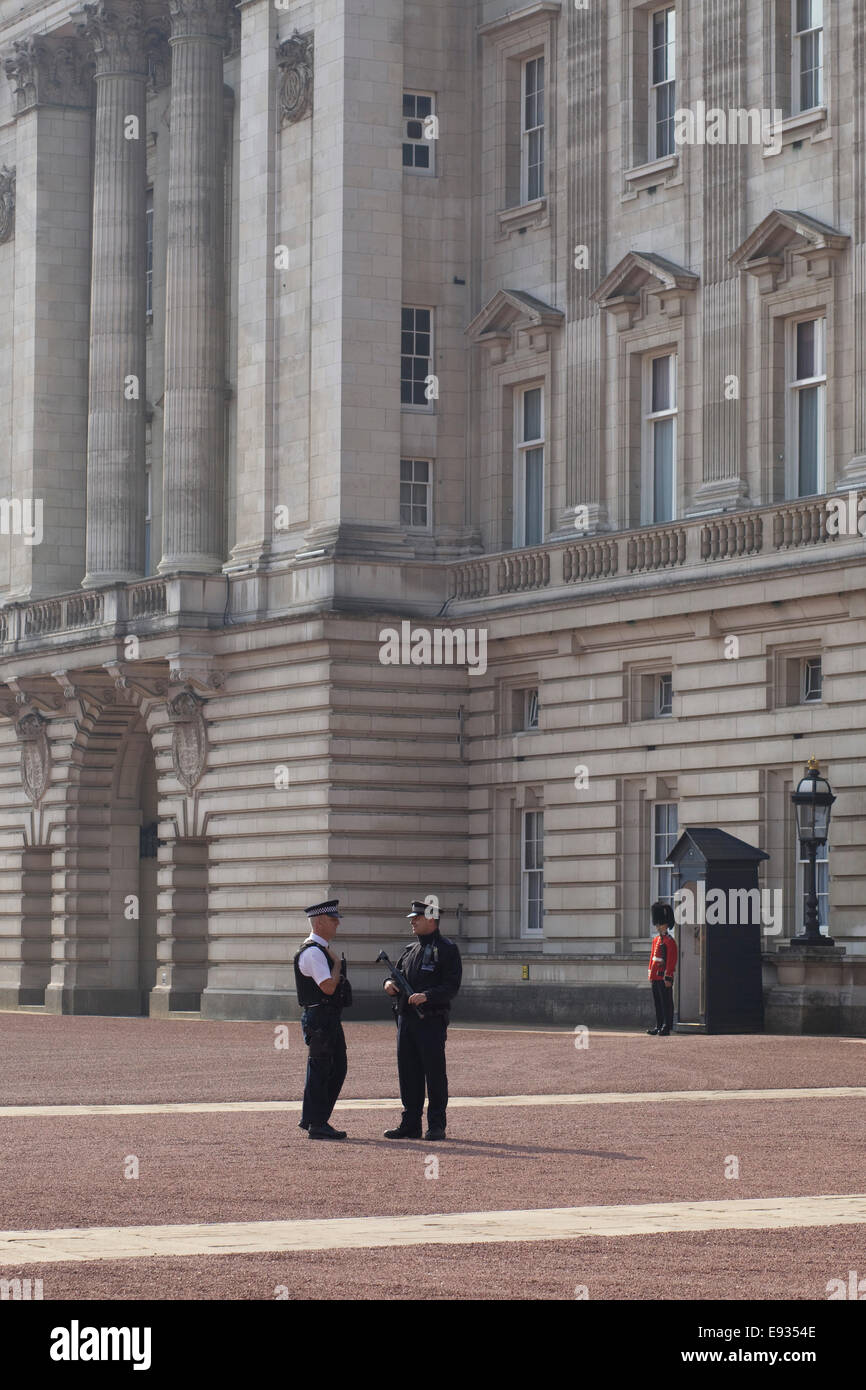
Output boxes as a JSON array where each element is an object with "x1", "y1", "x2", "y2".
[
  {"x1": 80, "y1": 1, "x2": 149, "y2": 588},
  {"x1": 843, "y1": 0, "x2": 866, "y2": 487},
  {"x1": 159, "y1": 0, "x2": 227, "y2": 574},
  {"x1": 689, "y1": 0, "x2": 750, "y2": 515}
]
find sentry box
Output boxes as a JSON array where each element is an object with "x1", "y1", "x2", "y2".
[{"x1": 665, "y1": 827, "x2": 769, "y2": 1034}]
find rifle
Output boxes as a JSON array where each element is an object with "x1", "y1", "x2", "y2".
[{"x1": 376, "y1": 950, "x2": 426, "y2": 1018}]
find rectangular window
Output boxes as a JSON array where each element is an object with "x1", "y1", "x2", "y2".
[
  {"x1": 521, "y1": 810, "x2": 544, "y2": 934},
  {"x1": 145, "y1": 191, "x2": 154, "y2": 319},
  {"x1": 794, "y1": 0, "x2": 823, "y2": 113},
  {"x1": 399, "y1": 458, "x2": 431, "y2": 530},
  {"x1": 652, "y1": 802, "x2": 679, "y2": 909},
  {"x1": 515, "y1": 386, "x2": 544, "y2": 547},
  {"x1": 144, "y1": 467, "x2": 152, "y2": 576},
  {"x1": 796, "y1": 835, "x2": 829, "y2": 933},
  {"x1": 644, "y1": 353, "x2": 677, "y2": 523},
  {"x1": 401, "y1": 307, "x2": 433, "y2": 409},
  {"x1": 523, "y1": 688, "x2": 539, "y2": 730},
  {"x1": 656, "y1": 672, "x2": 673, "y2": 717},
  {"x1": 521, "y1": 56, "x2": 545, "y2": 201},
  {"x1": 788, "y1": 317, "x2": 826, "y2": 497},
  {"x1": 402, "y1": 92, "x2": 435, "y2": 173},
  {"x1": 802, "y1": 656, "x2": 822, "y2": 702},
  {"x1": 650, "y1": 7, "x2": 676, "y2": 158}
]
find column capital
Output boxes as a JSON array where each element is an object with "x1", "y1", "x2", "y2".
[
  {"x1": 3, "y1": 34, "x2": 94, "y2": 113},
  {"x1": 168, "y1": 0, "x2": 228, "y2": 42},
  {"x1": 79, "y1": 1, "x2": 149, "y2": 77}
]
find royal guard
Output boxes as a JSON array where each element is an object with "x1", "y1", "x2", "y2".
[{"x1": 647, "y1": 900, "x2": 677, "y2": 1036}]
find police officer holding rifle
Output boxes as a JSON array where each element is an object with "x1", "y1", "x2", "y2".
[{"x1": 381, "y1": 897, "x2": 462, "y2": 1141}]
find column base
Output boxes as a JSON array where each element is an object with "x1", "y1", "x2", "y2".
[
  {"x1": 43, "y1": 984, "x2": 145, "y2": 1016},
  {"x1": 685, "y1": 477, "x2": 751, "y2": 516},
  {"x1": 157, "y1": 555, "x2": 225, "y2": 576},
  {"x1": 838, "y1": 456, "x2": 866, "y2": 489},
  {"x1": 81, "y1": 571, "x2": 143, "y2": 590}
]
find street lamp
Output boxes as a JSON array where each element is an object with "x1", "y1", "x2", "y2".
[{"x1": 791, "y1": 758, "x2": 835, "y2": 945}]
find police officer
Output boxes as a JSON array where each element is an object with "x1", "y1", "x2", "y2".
[
  {"x1": 294, "y1": 899, "x2": 352, "y2": 1140},
  {"x1": 383, "y1": 898, "x2": 462, "y2": 1141}
]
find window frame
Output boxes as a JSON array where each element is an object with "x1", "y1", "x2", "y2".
[
  {"x1": 513, "y1": 384, "x2": 545, "y2": 549},
  {"x1": 801, "y1": 655, "x2": 823, "y2": 703},
  {"x1": 649, "y1": 5, "x2": 676, "y2": 160},
  {"x1": 641, "y1": 351, "x2": 678, "y2": 525},
  {"x1": 651, "y1": 801, "x2": 679, "y2": 911},
  {"x1": 656, "y1": 672, "x2": 673, "y2": 717},
  {"x1": 786, "y1": 314, "x2": 826, "y2": 499},
  {"x1": 144, "y1": 466, "x2": 152, "y2": 576},
  {"x1": 402, "y1": 91, "x2": 436, "y2": 176},
  {"x1": 401, "y1": 305, "x2": 435, "y2": 414},
  {"x1": 523, "y1": 688, "x2": 539, "y2": 730},
  {"x1": 399, "y1": 457, "x2": 433, "y2": 532},
  {"x1": 520, "y1": 808, "x2": 544, "y2": 936},
  {"x1": 145, "y1": 190, "x2": 154, "y2": 321},
  {"x1": 792, "y1": 0, "x2": 823, "y2": 115},
  {"x1": 795, "y1": 833, "x2": 829, "y2": 934},
  {"x1": 520, "y1": 54, "x2": 545, "y2": 204}
]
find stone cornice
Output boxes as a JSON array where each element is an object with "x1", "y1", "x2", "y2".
[{"x1": 3, "y1": 34, "x2": 94, "y2": 113}]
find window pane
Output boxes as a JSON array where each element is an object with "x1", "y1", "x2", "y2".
[
  {"x1": 653, "y1": 418, "x2": 675, "y2": 522},
  {"x1": 415, "y1": 145, "x2": 429, "y2": 169},
  {"x1": 796, "y1": 319, "x2": 816, "y2": 379},
  {"x1": 651, "y1": 356, "x2": 672, "y2": 412},
  {"x1": 524, "y1": 447, "x2": 544, "y2": 545},
  {"x1": 798, "y1": 385, "x2": 820, "y2": 495},
  {"x1": 403, "y1": 93, "x2": 415, "y2": 117},
  {"x1": 521, "y1": 388, "x2": 541, "y2": 442},
  {"x1": 417, "y1": 95, "x2": 432, "y2": 117}
]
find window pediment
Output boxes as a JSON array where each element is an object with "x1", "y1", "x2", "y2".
[
  {"x1": 592, "y1": 252, "x2": 699, "y2": 327},
  {"x1": 466, "y1": 289, "x2": 563, "y2": 361},
  {"x1": 730, "y1": 210, "x2": 849, "y2": 292}
]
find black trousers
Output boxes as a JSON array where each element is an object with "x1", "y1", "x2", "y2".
[
  {"x1": 396, "y1": 1010, "x2": 449, "y2": 1130},
  {"x1": 652, "y1": 979, "x2": 674, "y2": 1032},
  {"x1": 300, "y1": 1006, "x2": 347, "y2": 1127}
]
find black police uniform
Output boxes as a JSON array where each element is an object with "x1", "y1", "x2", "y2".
[
  {"x1": 294, "y1": 941, "x2": 351, "y2": 1130},
  {"x1": 391, "y1": 925, "x2": 462, "y2": 1133}
]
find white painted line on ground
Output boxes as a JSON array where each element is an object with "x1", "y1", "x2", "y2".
[
  {"x1": 1, "y1": 1086, "x2": 865, "y2": 1120},
  {"x1": 1, "y1": 1194, "x2": 865, "y2": 1265}
]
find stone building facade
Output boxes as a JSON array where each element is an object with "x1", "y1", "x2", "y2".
[{"x1": 0, "y1": 0, "x2": 864, "y2": 1031}]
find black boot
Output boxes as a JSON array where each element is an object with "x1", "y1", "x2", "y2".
[
  {"x1": 384, "y1": 1123, "x2": 422, "y2": 1139},
  {"x1": 647, "y1": 1027, "x2": 660, "y2": 1035},
  {"x1": 425, "y1": 1128, "x2": 446, "y2": 1140},
  {"x1": 309, "y1": 1122, "x2": 347, "y2": 1140}
]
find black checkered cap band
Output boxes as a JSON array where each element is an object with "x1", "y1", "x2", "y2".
[
  {"x1": 407, "y1": 900, "x2": 437, "y2": 919},
  {"x1": 305, "y1": 900, "x2": 340, "y2": 918}
]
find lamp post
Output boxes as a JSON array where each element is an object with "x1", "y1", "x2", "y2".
[{"x1": 791, "y1": 758, "x2": 835, "y2": 946}]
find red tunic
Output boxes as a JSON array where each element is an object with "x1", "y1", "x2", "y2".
[{"x1": 648, "y1": 932, "x2": 678, "y2": 982}]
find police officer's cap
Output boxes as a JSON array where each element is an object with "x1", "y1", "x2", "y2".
[
  {"x1": 305, "y1": 899, "x2": 341, "y2": 918},
  {"x1": 407, "y1": 899, "x2": 439, "y2": 920},
  {"x1": 651, "y1": 901, "x2": 675, "y2": 927}
]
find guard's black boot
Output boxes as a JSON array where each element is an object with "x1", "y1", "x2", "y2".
[
  {"x1": 647, "y1": 1027, "x2": 660, "y2": 1035},
  {"x1": 658, "y1": 1028, "x2": 671, "y2": 1036},
  {"x1": 309, "y1": 1122, "x2": 347, "y2": 1140},
  {"x1": 383, "y1": 1123, "x2": 422, "y2": 1139},
  {"x1": 425, "y1": 1128, "x2": 446, "y2": 1141},
  {"x1": 298, "y1": 1120, "x2": 310, "y2": 1131}
]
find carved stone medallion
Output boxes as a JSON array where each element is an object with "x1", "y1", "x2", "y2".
[
  {"x1": 167, "y1": 689, "x2": 208, "y2": 792},
  {"x1": 0, "y1": 166, "x2": 14, "y2": 244},
  {"x1": 276, "y1": 31, "x2": 313, "y2": 126},
  {"x1": 16, "y1": 711, "x2": 50, "y2": 804}
]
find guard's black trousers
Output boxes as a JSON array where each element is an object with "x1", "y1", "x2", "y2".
[
  {"x1": 396, "y1": 1010, "x2": 449, "y2": 1130},
  {"x1": 651, "y1": 979, "x2": 674, "y2": 1032},
  {"x1": 300, "y1": 1006, "x2": 347, "y2": 1128}
]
